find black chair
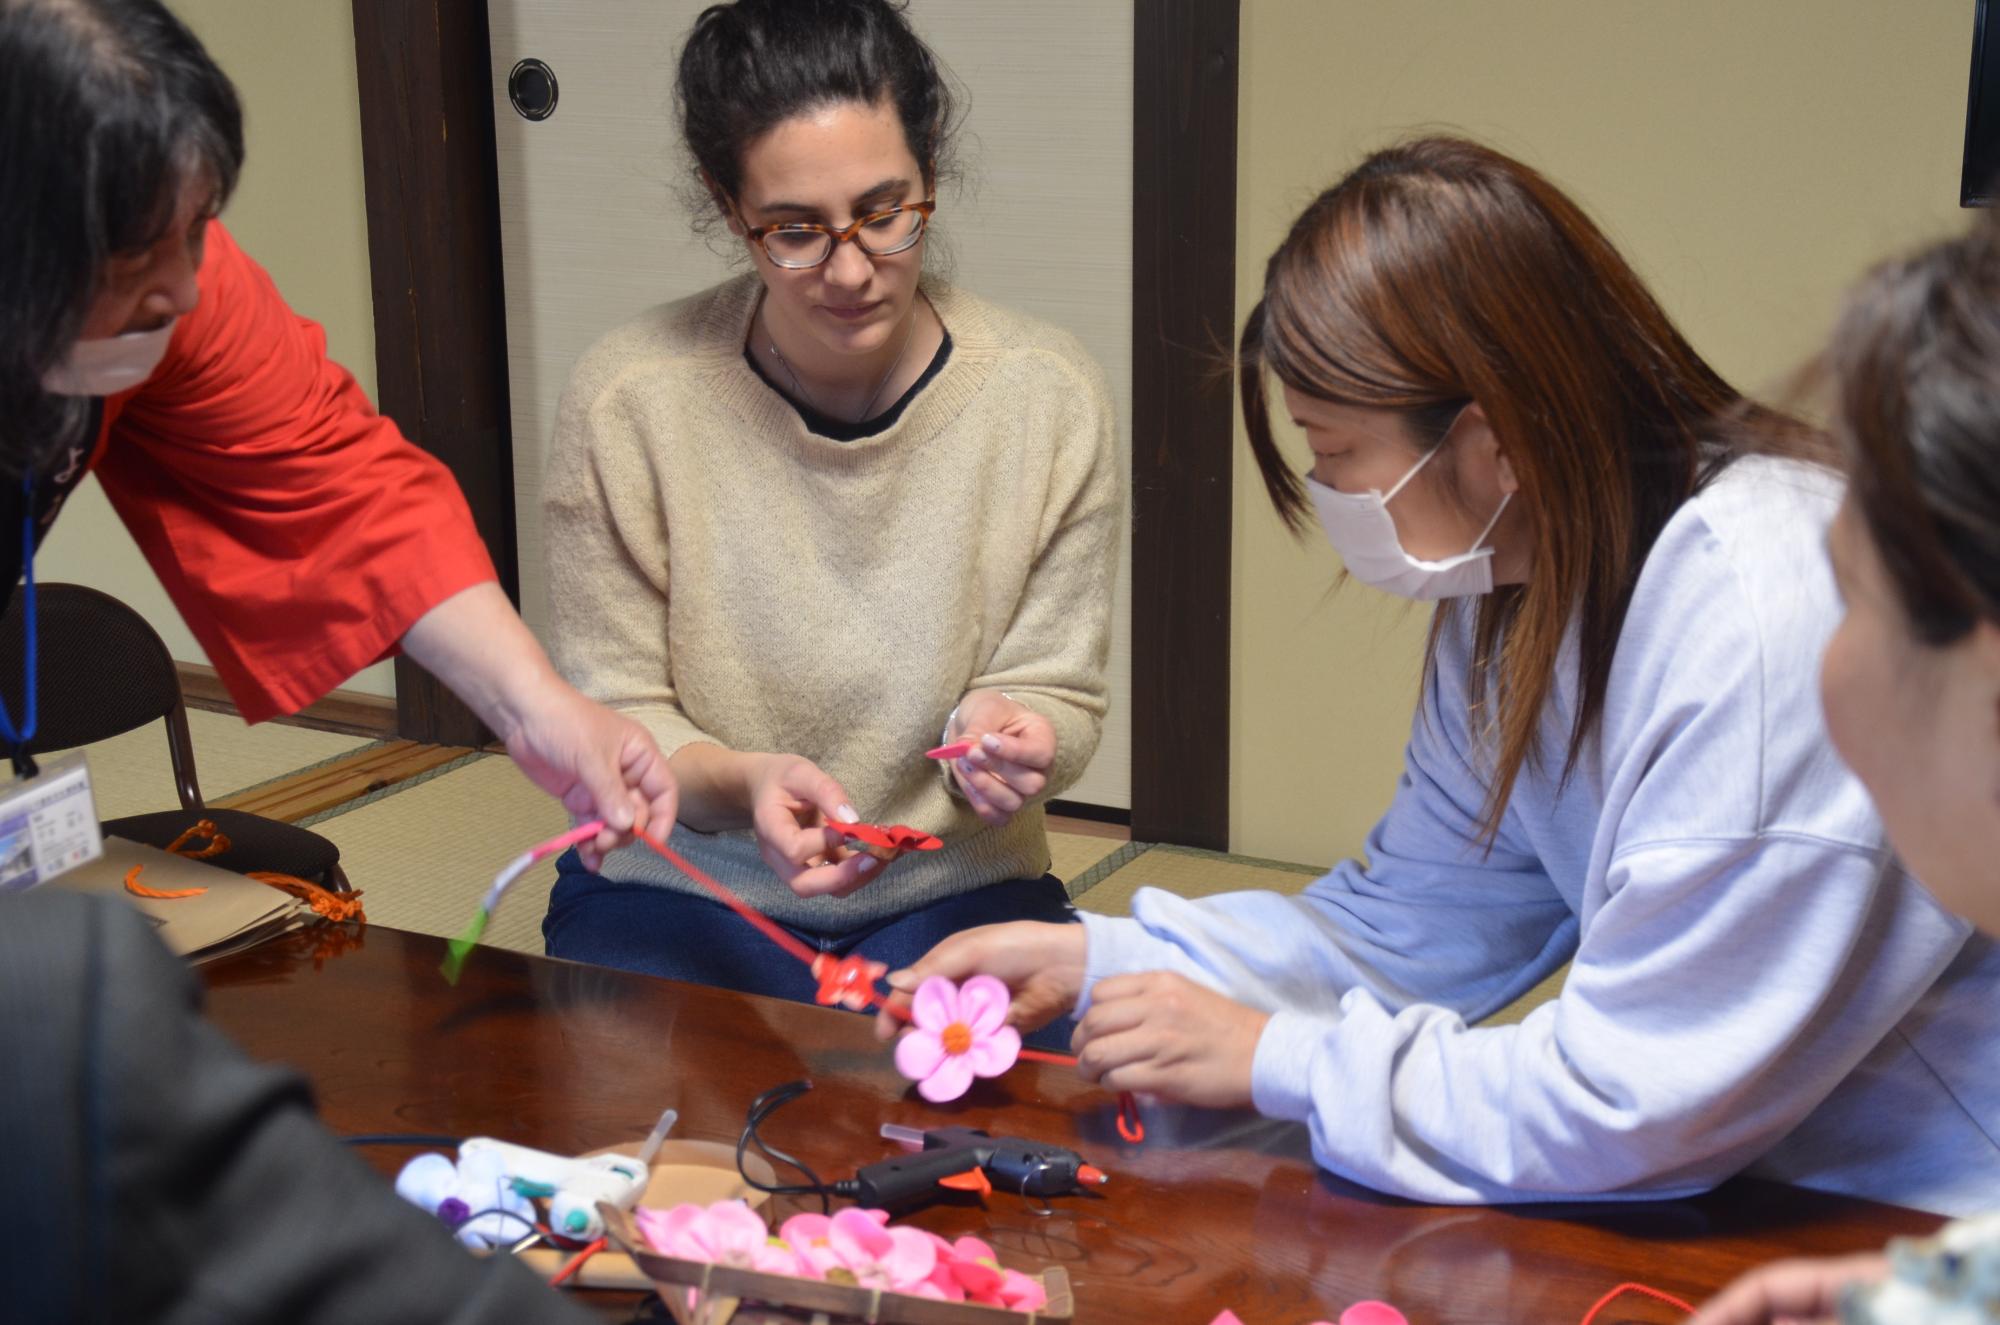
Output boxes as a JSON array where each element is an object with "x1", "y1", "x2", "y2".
[{"x1": 0, "y1": 582, "x2": 348, "y2": 890}]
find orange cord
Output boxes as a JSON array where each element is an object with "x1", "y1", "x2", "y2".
[
  {"x1": 122, "y1": 819, "x2": 366, "y2": 924},
  {"x1": 248, "y1": 871, "x2": 366, "y2": 923},
  {"x1": 549, "y1": 1236, "x2": 606, "y2": 1287},
  {"x1": 163, "y1": 819, "x2": 230, "y2": 859},
  {"x1": 1578, "y1": 1281, "x2": 1695, "y2": 1325},
  {"x1": 122, "y1": 864, "x2": 207, "y2": 899}
]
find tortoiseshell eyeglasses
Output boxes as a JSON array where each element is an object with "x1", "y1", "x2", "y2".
[{"x1": 744, "y1": 199, "x2": 936, "y2": 270}]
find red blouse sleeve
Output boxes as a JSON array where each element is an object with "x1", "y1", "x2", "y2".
[{"x1": 93, "y1": 222, "x2": 498, "y2": 723}]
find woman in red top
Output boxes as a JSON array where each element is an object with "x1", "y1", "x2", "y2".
[{"x1": 0, "y1": 0, "x2": 675, "y2": 865}]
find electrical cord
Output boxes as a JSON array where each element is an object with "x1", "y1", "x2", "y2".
[
  {"x1": 341, "y1": 1133, "x2": 465, "y2": 1148},
  {"x1": 735, "y1": 1080, "x2": 859, "y2": 1214},
  {"x1": 451, "y1": 1207, "x2": 550, "y2": 1241}
]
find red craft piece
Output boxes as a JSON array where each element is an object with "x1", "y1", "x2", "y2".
[
  {"x1": 1116, "y1": 1091, "x2": 1146, "y2": 1144},
  {"x1": 826, "y1": 821, "x2": 944, "y2": 853},
  {"x1": 925, "y1": 740, "x2": 975, "y2": 761},
  {"x1": 811, "y1": 952, "x2": 888, "y2": 1012}
]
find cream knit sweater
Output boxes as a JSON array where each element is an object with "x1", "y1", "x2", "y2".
[{"x1": 544, "y1": 274, "x2": 1119, "y2": 931}]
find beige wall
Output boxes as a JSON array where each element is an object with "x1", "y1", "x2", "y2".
[
  {"x1": 1231, "y1": 0, "x2": 1973, "y2": 864},
  {"x1": 37, "y1": 0, "x2": 395, "y2": 698}
]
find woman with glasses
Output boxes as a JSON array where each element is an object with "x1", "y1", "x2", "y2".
[
  {"x1": 539, "y1": 0, "x2": 1118, "y2": 1016},
  {"x1": 882, "y1": 137, "x2": 2000, "y2": 1214}
]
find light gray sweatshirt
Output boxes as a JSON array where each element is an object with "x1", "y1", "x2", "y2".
[{"x1": 1081, "y1": 456, "x2": 2000, "y2": 1214}]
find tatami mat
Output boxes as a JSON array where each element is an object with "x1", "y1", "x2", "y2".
[
  {"x1": 50, "y1": 708, "x2": 375, "y2": 821},
  {"x1": 1070, "y1": 843, "x2": 1321, "y2": 916},
  {"x1": 1047, "y1": 829, "x2": 1123, "y2": 887},
  {"x1": 312, "y1": 753, "x2": 569, "y2": 953}
]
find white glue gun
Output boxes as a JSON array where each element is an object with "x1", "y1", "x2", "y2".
[{"x1": 460, "y1": 1106, "x2": 676, "y2": 1241}]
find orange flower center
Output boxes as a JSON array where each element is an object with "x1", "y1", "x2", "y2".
[{"x1": 941, "y1": 1021, "x2": 974, "y2": 1055}]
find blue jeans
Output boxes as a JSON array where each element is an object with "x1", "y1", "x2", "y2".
[{"x1": 542, "y1": 855, "x2": 1080, "y2": 1051}]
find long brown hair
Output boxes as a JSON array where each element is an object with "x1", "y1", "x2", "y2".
[
  {"x1": 1833, "y1": 212, "x2": 2000, "y2": 646},
  {"x1": 1241, "y1": 137, "x2": 1826, "y2": 836}
]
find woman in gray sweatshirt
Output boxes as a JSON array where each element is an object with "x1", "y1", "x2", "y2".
[{"x1": 883, "y1": 138, "x2": 2000, "y2": 1217}]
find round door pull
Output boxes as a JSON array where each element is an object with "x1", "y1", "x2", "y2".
[{"x1": 508, "y1": 58, "x2": 558, "y2": 122}]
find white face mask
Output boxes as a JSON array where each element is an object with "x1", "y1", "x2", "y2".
[
  {"x1": 40, "y1": 321, "x2": 177, "y2": 397},
  {"x1": 1307, "y1": 441, "x2": 1513, "y2": 601}
]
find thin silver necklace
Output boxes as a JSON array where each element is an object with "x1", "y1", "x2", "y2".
[{"x1": 764, "y1": 301, "x2": 920, "y2": 425}]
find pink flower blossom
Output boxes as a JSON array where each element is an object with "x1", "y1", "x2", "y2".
[
  {"x1": 932, "y1": 1234, "x2": 1005, "y2": 1298},
  {"x1": 639, "y1": 1199, "x2": 1051, "y2": 1310},
  {"x1": 919, "y1": 1232, "x2": 1048, "y2": 1310},
  {"x1": 1208, "y1": 1310, "x2": 1395, "y2": 1325},
  {"x1": 824, "y1": 1206, "x2": 937, "y2": 1292},
  {"x1": 893, "y1": 974, "x2": 1021, "y2": 1102},
  {"x1": 779, "y1": 1210, "x2": 876, "y2": 1280},
  {"x1": 634, "y1": 1199, "x2": 800, "y2": 1276},
  {"x1": 999, "y1": 1267, "x2": 1049, "y2": 1312}
]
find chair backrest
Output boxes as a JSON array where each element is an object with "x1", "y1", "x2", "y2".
[{"x1": 0, "y1": 582, "x2": 186, "y2": 753}]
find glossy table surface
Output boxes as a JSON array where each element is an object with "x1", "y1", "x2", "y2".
[{"x1": 202, "y1": 925, "x2": 1941, "y2": 1325}]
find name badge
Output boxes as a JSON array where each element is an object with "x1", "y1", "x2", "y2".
[{"x1": 0, "y1": 752, "x2": 105, "y2": 893}]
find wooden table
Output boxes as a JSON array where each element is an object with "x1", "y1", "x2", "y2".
[{"x1": 202, "y1": 926, "x2": 1940, "y2": 1324}]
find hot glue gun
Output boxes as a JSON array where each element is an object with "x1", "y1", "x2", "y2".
[
  {"x1": 457, "y1": 1106, "x2": 677, "y2": 1241},
  {"x1": 849, "y1": 1123, "x2": 1109, "y2": 1211}
]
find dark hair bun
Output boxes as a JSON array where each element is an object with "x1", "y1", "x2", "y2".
[{"x1": 676, "y1": 0, "x2": 957, "y2": 205}]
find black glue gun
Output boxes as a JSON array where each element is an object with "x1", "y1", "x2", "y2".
[{"x1": 847, "y1": 1123, "x2": 1109, "y2": 1211}]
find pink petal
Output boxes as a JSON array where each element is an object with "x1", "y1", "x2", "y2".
[
  {"x1": 778, "y1": 1212, "x2": 831, "y2": 1251},
  {"x1": 918, "y1": 1051, "x2": 976, "y2": 1102},
  {"x1": 1209, "y1": 1314, "x2": 1247, "y2": 1325},
  {"x1": 910, "y1": 975, "x2": 960, "y2": 1032},
  {"x1": 1338, "y1": 1305, "x2": 1409, "y2": 1325},
  {"x1": 637, "y1": 1203, "x2": 713, "y2": 1259},
  {"x1": 1001, "y1": 1270, "x2": 1048, "y2": 1311},
  {"x1": 829, "y1": 1207, "x2": 896, "y2": 1267},
  {"x1": 880, "y1": 1227, "x2": 939, "y2": 1290},
  {"x1": 949, "y1": 1237, "x2": 996, "y2": 1263},
  {"x1": 964, "y1": 1024, "x2": 1021, "y2": 1078},
  {"x1": 951, "y1": 1255, "x2": 1004, "y2": 1298},
  {"x1": 957, "y1": 975, "x2": 1012, "y2": 1036},
  {"x1": 752, "y1": 1242, "x2": 805, "y2": 1277},
  {"x1": 895, "y1": 1028, "x2": 948, "y2": 1081},
  {"x1": 709, "y1": 1201, "x2": 769, "y2": 1263},
  {"x1": 632, "y1": 1207, "x2": 681, "y2": 1256},
  {"x1": 924, "y1": 1260, "x2": 967, "y2": 1301}
]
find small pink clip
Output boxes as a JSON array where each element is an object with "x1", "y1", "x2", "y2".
[{"x1": 926, "y1": 740, "x2": 975, "y2": 761}]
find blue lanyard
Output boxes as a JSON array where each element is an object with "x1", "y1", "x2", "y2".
[{"x1": 1, "y1": 475, "x2": 37, "y2": 765}]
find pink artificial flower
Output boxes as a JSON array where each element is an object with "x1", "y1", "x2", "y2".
[
  {"x1": 893, "y1": 974, "x2": 1021, "y2": 1102},
  {"x1": 999, "y1": 1267, "x2": 1049, "y2": 1312},
  {"x1": 933, "y1": 1234, "x2": 1005, "y2": 1299},
  {"x1": 923, "y1": 1234, "x2": 1048, "y2": 1310},
  {"x1": 635, "y1": 1199, "x2": 800, "y2": 1276},
  {"x1": 914, "y1": 1233, "x2": 968, "y2": 1302},
  {"x1": 824, "y1": 1206, "x2": 937, "y2": 1292},
  {"x1": 778, "y1": 1210, "x2": 869, "y2": 1280}
]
